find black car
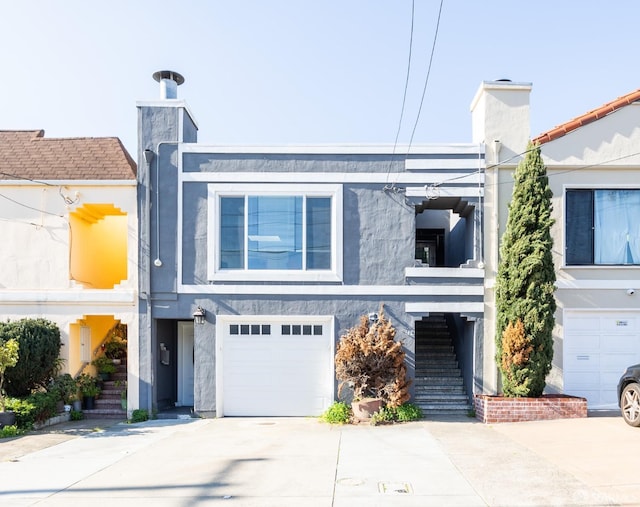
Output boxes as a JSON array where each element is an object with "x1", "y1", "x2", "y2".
[{"x1": 618, "y1": 364, "x2": 640, "y2": 426}]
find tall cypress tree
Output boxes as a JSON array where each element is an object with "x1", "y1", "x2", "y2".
[{"x1": 495, "y1": 142, "x2": 556, "y2": 397}]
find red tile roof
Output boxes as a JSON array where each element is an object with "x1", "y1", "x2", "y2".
[
  {"x1": 533, "y1": 89, "x2": 640, "y2": 145},
  {"x1": 0, "y1": 130, "x2": 136, "y2": 181}
]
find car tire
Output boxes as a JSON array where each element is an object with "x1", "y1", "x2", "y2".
[{"x1": 621, "y1": 383, "x2": 640, "y2": 427}]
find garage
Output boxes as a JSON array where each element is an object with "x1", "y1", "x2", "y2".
[
  {"x1": 564, "y1": 311, "x2": 640, "y2": 409},
  {"x1": 218, "y1": 316, "x2": 334, "y2": 416}
]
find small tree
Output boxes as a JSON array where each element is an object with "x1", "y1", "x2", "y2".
[
  {"x1": 335, "y1": 308, "x2": 410, "y2": 408},
  {"x1": 0, "y1": 338, "x2": 19, "y2": 411},
  {"x1": 495, "y1": 142, "x2": 556, "y2": 397}
]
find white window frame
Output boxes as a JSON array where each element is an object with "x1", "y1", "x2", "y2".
[
  {"x1": 208, "y1": 183, "x2": 343, "y2": 282},
  {"x1": 563, "y1": 185, "x2": 640, "y2": 268}
]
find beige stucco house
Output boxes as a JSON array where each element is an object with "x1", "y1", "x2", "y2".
[
  {"x1": 474, "y1": 81, "x2": 640, "y2": 409},
  {"x1": 0, "y1": 130, "x2": 138, "y2": 414}
]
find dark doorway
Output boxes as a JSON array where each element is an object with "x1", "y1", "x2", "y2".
[{"x1": 415, "y1": 228, "x2": 445, "y2": 266}]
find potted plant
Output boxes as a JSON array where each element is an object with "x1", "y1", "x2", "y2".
[
  {"x1": 115, "y1": 379, "x2": 127, "y2": 410},
  {"x1": 92, "y1": 355, "x2": 116, "y2": 381},
  {"x1": 50, "y1": 373, "x2": 78, "y2": 413},
  {"x1": 104, "y1": 338, "x2": 127, "y2": 364},
  {"x1": 0, "y1": 338, "x2": 19, "y2": 427},
  {"x1": 77, "y1": 373, "x2": 100, "y2": 410},
  {"x1": 334, "y1": 307, "x2": 410, "y2": 420}
]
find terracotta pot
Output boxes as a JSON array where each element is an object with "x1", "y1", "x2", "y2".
[{"x1": 351, "y1": 398, "x2": 383, "y2": 420}]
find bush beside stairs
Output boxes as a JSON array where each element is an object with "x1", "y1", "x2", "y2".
[
  {"x1": 84, "y1": 360, "x2": 127, "y2": 419},
  {"x1": 413, "y1": 314, "x2": 472, "y2": 416}
]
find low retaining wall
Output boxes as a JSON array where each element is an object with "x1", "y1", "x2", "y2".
[
  {"x1": 474, "y1": 394, "x2": 587, "y2": 423},
  {"x1": 33, "y1": 412, "x2": 71, "y2": 430}
]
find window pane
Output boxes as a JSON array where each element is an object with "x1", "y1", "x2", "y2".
[
  {"x1": 565, "y1": 190, "x2": 593, "y2": 265},
  {"x1": 248, "y1": 196, "x2": 302, "y2": 270},
  {"x1": 220, "y1": 197, "x2": 245, "y2": 269},
  {"x1": 595, "y1": 190, "x2": 640, "y2": 265},
  {"x1": 306, "y1": 197, "x2": 331, "y2": 269}
]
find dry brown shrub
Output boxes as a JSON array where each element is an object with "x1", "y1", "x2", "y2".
[{"x1": 335, "y1": 307, "x2": 410, "y2": 408}]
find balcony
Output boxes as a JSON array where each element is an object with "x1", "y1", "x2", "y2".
[{"x1": 404, "y1": 265, "x2": 484, "y2": 315}]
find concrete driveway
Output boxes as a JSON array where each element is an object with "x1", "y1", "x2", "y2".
[{"x1": 0, "y1": 414, "x2": 637, "y2": 506}]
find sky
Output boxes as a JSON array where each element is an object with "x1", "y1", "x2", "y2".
[{"x1": 2, "y1": 1, "x2": 640, "y2": 158}]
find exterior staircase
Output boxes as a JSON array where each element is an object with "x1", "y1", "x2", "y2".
[
  {"x1": 413, "y1": 314, "x2": 472, "y2": 416},
  {"x1": 83, "y1": 359, "x2": 127, "y2": 420}
]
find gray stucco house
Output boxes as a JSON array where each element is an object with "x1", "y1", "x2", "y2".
[{"x1": 135, "y1": 71, "x2": 485, "y2": 417}]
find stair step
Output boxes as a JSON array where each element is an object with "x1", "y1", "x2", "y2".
[
  {"x1": 82, "y1": 408, "x2": 126, "y2": 420},
  {"x1": 414, "y1": 383, "x2": 465, "y2": 390},
  {"x1": 95, "y1": 398, "x2": 123, "y2": 407},
  {"x1": 414, "y1": 393, "x2": 470, "y2": 402},
  {"x1": 415, "y1": 369, "x2": 461, "y2": 377},
  {"x1": 414, "y1": 402, "x2": 471, "y2": 411},
  {"x1": 415, "y1": 358, "x2": 456, "y2": 365}
]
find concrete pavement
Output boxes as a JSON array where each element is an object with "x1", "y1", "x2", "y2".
[{"x1": 0, "y1": 413, "x2": 636, "y2": 506}]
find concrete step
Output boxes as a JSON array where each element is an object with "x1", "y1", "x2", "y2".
[
  {"x1": 414, "y1": 384, "x2": 466, "y2": 393},
  {"x1": 415, "y1": 376, "x2": 463, "y2": 385},
  {"x1": 82, "y1": 408, "x2": 126, "y2": 420},
  {"x1": 414, "y1": 393, "x2": 470, "y2": 402},
  {"x1": 415, "y1": 358, "x2": 458, "y2": 366},
  {"x1": 95, "y1": 398, "x2": 124, "y2": 409},
  {"x1": 414, "y1": 402, "x2": 472, "y2": 411},
  {"x1": 416, "y1": 352, "x2": 455, "y2": 359},
  {"x1": 415, "y1": 368, "x2": 461, "y2": 376}
]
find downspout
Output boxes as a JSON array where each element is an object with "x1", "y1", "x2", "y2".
[{"x1": 142, "y1": 148, "x2": 154, "y2": 416}]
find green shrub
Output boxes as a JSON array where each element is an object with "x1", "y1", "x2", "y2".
[
  {"x1": 5, "y1": 390, "x2": 59, "y2": 430},
  {"x1": 5, "y1": 397, "x2": 36, "y2": 429},
  {"x1": 394, "y1": 403, "x2": 422, "y2": 422},
  {"x1": 2, "y1": 318, "x2": 61, "y2": 397},
  {"x1": 370, "y1": 406, "x2": 396, "y2": 426},
  {"x1": 0, "y1": 425, "x2": 19, "y2": 438},
  {"x1": 130, "y1": 409, "x2": 149, "y2": 423},
  {"x1": 320, "y1": 401, "x2": 351, "y2": 424},
  {"x1": 70, "y1": 410, "x2": 84, "y2": 421},
  {"x1": 370, "y1": 403, "x2": 422, "y2": 425}
]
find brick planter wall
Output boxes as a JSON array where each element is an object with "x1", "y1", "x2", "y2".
[{"x1": 474, "y1": 394, "x2": 587, "y2": 423}]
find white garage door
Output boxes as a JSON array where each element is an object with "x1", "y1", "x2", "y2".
[
  {"x1": 564, "y1": 311, "x2": 640, "y2": 409},
  {"x1": 220, "y1": 317, "x2": 333, "y2": 416}
]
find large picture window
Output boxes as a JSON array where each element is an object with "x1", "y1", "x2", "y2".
[
  {"x1": 209, "y1": 184, "x2": 341, "y2": 281},
  {"x1": 566, "y1": 189, "x2": 640, "y2": 265}
]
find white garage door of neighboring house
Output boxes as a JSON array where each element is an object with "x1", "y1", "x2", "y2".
[
  {"x1": 219, "y1": 316, "x2": 334, "y2": 417},
  {"x1": 564, "y1": 311, "x2": 640, "y2": 409}
]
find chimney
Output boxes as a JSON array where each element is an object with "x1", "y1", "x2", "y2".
[
  {"x1": 470, "y1": 79, "x2": 532, "y2": 165},
  {"x1": 152, "y1": 70, "x2": 185, "y2": 99}
]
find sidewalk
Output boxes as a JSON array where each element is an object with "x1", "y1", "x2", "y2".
[
  {"x1": 0, "y1": 417, "x2": 123, "y2": 463},
  {"x1": 0, "y1": 414, "x2": 636, "y2": 506}
]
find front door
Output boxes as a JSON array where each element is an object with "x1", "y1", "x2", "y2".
[{"x1": 177, "y1": 322, "x2": 195, "y2": 406}]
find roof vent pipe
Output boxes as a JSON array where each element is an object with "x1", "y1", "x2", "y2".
[{"x1": 152, "y1": 70, "x2": 185, "y2": 99}]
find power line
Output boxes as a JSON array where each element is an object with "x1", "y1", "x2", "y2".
[
  {"x1": 0, "y1": 171, "x2": 55, "y2": 186},
  {"x1": 391, "y1": 0, "x2": 415, "y2": 155},
  {"x1": 406, "y1": 0, "x2": 444, "y2": 149},
  {"x1": 384, "y1": 0, "x2": 416, "y2": 190},
  {"x1": 0, "y1": 192, "x2": 64, "y2": 217}
]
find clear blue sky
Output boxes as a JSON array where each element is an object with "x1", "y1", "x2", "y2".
[{"x1": 2, "y1": 1, "x2": 639, "y2": 157}]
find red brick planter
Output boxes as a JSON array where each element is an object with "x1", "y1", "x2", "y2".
[{"x1": 474, "y1": 394, "x2": 587, "y2": 423}]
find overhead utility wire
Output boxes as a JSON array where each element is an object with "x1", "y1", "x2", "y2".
[
  {"x1": 406, "y1": 0, "x2": 444, "y2": 150},
  {"x1": 0, "y1": 192, "x2": 63, "y2": 217},
  {"x1": 384, "y1": 0, "x2": 416, "y2": 190},
  {"x1": 0, "y1": 171, "x2": 55, "y2": 186}
]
